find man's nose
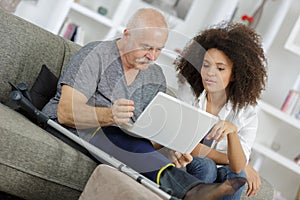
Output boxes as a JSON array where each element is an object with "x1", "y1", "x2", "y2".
[{"x1": 146, "y1": 49, "x2": 158, "y2": 61}]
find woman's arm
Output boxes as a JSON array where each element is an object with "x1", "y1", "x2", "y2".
[
  {"x1": 206, "y1": 120, "x2": 247, "y2": 173},
  {"x1": 191, "y1": 143, "x2": 229, "y2": 164},
  {"x1": 245, "y1": 164, "x2": 261, "y2": 197}
]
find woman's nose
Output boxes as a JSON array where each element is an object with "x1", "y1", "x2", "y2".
[{"x1": 207, "y1": 67, "x2": 216, "y2": 76}]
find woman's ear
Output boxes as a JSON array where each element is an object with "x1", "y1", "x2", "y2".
[{"x1": 230, "y1": 74, "x2": 235, "y2": 82}]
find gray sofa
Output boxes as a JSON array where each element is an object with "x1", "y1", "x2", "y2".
[
  {"x1": 0, "y1": 8, "x2": 97, "y2": 200},
  {"x1": 0, "y1": 8, "x2": 273, "y2": 200}
]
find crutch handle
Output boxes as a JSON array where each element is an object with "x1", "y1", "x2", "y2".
[{"x1": 9, "y1": 90, "x2": 49, "y2": 123}]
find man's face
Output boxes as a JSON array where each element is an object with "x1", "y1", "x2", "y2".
[{"x1": 123, "y1": 28, "x2": 168, "y2": 70}]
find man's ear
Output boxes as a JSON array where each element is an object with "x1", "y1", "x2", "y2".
[{"x1": 123, "y1": 29, "x2": 130, "y2": 39}]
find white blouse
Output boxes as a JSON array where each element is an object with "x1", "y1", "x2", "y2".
[{"x1": 176, "y1": 80, "x2": 258, "y2": 162}]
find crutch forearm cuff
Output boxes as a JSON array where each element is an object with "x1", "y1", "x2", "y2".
[{"x1": 156, "y1": 163, "x2": 175, "y2": 185}]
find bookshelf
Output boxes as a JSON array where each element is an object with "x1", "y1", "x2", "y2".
[
  {"x1": 14, "y1": 0, "x2": 239, "y2": 59},
  {"x1": 14, "y1": 0, "x2": 299, "y2": 198}
]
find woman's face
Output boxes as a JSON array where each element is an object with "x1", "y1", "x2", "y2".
[{"x1": 201, "y1": 48, "x2": 233, "y2": 93}]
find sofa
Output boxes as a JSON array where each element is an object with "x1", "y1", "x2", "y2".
[{"x1": 0, "y1": 8, "x2": 273, "y2": 200}]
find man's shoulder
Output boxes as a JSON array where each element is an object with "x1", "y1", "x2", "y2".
[{"x1": 80, "y1": 40, "x2": 117, "y2": 53}]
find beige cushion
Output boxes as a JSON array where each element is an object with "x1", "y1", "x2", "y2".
[{"x1": 79, "y1": 164, "x2": 162, "y2": 200}]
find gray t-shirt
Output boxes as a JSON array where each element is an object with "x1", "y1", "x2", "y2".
[{"x1": 42, "y1": 40, "x2": 166, "y2": 138}]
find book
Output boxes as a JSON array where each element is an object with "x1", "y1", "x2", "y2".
[
  {"x1": 281, "y1": 90, "x2": 300, "y2": 115},
  {"x1": 74, "y1": 26, "x2": 85, "y2": 45},
  {"x1": 286, "y1": 91, "x2": 299, "y2": 115},
  {"x1": 281, "y1": 74, "x2": 300, "y2": 120},
  {"x1": 58, "y1": 18, "x2": 71, "y2": 37}
]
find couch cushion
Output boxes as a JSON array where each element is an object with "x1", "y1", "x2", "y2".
[
  {"x1": 79, "y1": 164, "x2": 162, "y2": 200},
  {"x1": 0, "y1": 104, "x2": 97, "y2": 200},
  {"x1": 0, "y1": 8, "x2": 80, "y2": 104}
]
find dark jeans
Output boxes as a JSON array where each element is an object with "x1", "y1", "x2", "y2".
[
  {"x1": 90, "y1": 126, "x2": 202, "y2": 199},
  {"x1": 186, "y1": 156, "x2": 246, "y2": 200}
]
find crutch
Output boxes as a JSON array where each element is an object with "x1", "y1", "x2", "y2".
[{"x1": 9, "y1": 90, "x2": 172, "y2": 200}]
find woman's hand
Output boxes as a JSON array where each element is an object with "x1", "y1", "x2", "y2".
[
  {"x1": 111, "y1": 99, "x2": 134, "y2": 125},
  {"x1": 245, "y1": 164, "x2": 261, "y2": 197},
  {"x1": 206, "y1": 120, "x2": 238, "y2": 142}
]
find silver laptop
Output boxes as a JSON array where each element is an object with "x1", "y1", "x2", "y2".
[{"x1": 122, "y1": 92, "x2": 218, "y2": 153}]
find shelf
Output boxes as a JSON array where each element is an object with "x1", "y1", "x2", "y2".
[
  {"x1": 253, "y1": 143, "x2": 300, "y2": 175},
  {"x1": 258, "y1": 100, "x2": 300, "y2": 130},
  {"x1": 70, "y1": 2, "x2": 113, "y2": 28},
  {"x1": 67, "y1": 9, "x2": 111, "y2": 44}
]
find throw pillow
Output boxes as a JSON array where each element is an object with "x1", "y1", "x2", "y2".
[{"x1": 30, "y1": 64, "x2": 58, "y2": 110}]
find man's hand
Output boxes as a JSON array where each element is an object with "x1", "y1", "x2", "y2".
[
  {"x1": 112, "y1": 99, "x2": 134, "y2": 125},
  {"x1": 158, "y1": 148, "x2": 193, "y2": 168},
  {"x1": 169, "y1": 151, "x2": 193, "y2": 168},
  {"x1": 245, "y1": 164, "x2": 261, "y2": 197}
]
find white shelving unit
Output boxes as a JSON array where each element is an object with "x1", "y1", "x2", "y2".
[
  {"x1": 252, "y1": 100, "x2": 300, "y2": 199},
  {"x1": 253, "y1": 143, "x2": 300, "y2": 175},
  {"x1": 13, "y1": 0, "x2": 299, "y2": 198},
  {"x1": 232, "y1": 0, "x2": 293, "y2": 52}
]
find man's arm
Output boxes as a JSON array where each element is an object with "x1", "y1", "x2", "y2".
[
  {"x1": 58, "y1": 85, "x2": 135, "y2": 129},
  {"x1": 58, "y1": 85, "x2": 114, "y2": 128}
]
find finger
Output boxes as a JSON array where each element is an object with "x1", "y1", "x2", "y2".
[
  {"x1": 248, "y1": 183, "x2": 257, "y2": 197},
  {"x1": 207, "y1": 120, "x2": 225, "y2": 140},
  {"x1": 206, "y1": 124, "x2": 219, "y2": 140},
  {"x1": 116, "y1": 99, "x2": 134, "y2": 106},
  {"x1": 215, "y1": 128, "x2": 234, "y2": 142},
  {"x1": 173, "y1": 159, "x2": 180, "y2": 168},
  {"x1": 168, "y1": 151, "x2": 177, "y2": 162},
  {"x1": 215, "y1": 134, "x2": 226, "y2": 142},
  {"x1": 113, "y1": 116, "x2": 131, "y2": 125},
  {"x1": 182, "y1": 154, "x2": 193, "y2": 163},
  {"x1": 115, "y1": 105, "x2": 135, "y2": 112},
  {"x1": 246, "y1": 181, "x2": 253, "y2": 196}
]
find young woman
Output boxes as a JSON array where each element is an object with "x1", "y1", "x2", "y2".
[{"x1": 175, "y1": 22, "x2": 267, "y2": 199}]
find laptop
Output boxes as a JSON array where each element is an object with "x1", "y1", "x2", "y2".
[{"x1": 122, "y1": 92, "x2": 218, "y2": 153}]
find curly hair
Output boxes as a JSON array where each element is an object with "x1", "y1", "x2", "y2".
[{"x1": 175, "y1": 22, "x2": 268, "y2": 111}]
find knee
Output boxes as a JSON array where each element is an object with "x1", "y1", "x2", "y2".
[
  {"x1": 186, "y1": 157, "x2": 217, "y2": 183},
  {"x1": 238, "y1": 169, "x2": 246, "y2": 179},
  {"x1": 224, "y1": 166, "x2": 246, "y2": 179}
]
